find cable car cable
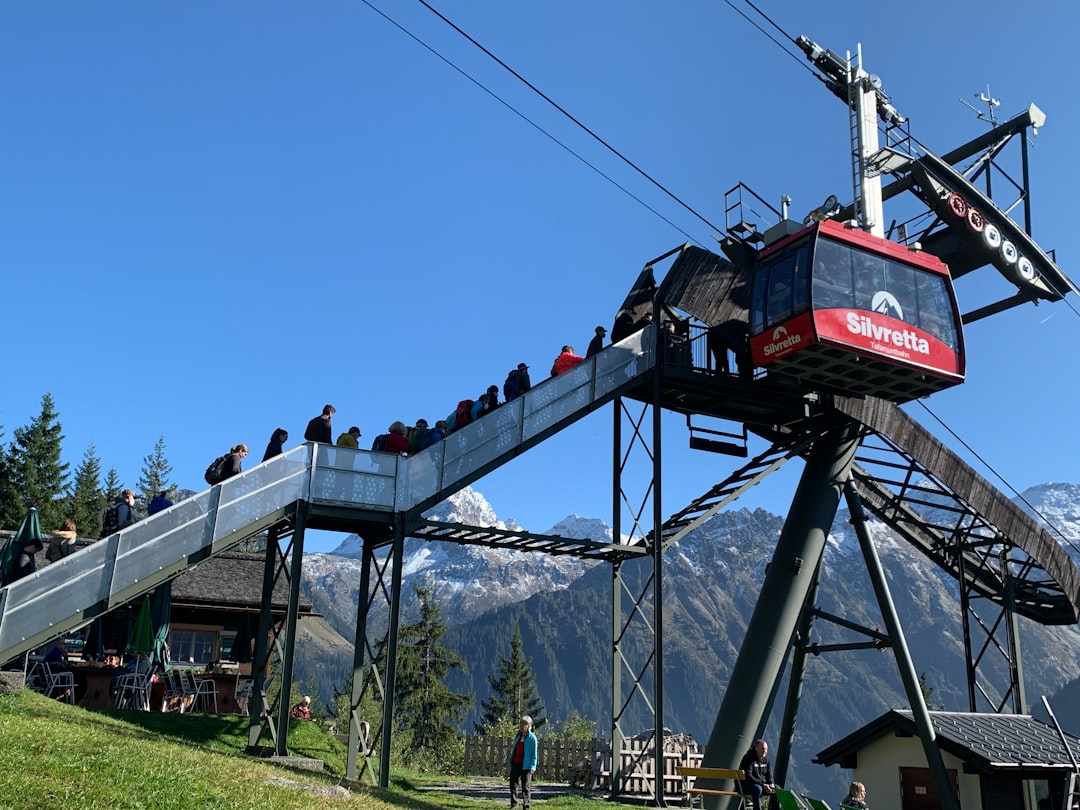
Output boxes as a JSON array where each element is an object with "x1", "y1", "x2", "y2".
[
  {"x1": 411, "y1": 0, "x2": 724, "y2": 241},
  {"x1": 914, "y1": 401, "x2": 1080, "y2": 556},
  {"x1": 359, "y1": 0, "x2": 703, "y2": 245}
]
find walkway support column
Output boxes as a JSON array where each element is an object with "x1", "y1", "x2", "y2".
[
  {"x1": 378, "y1": 516, "x2": 407, "y2": 788},
  {"x1": 274, "y1": 504, "x2": 307, "y2": 756},
  {"x1": 701, "y1": 422, "x2": 860, "y2": 807},
  {"x1": 844, "y1": 481, "x2": 959, "y2": 810}
]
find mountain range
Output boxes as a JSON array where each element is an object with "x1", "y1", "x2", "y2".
[{"x1": 295, "y1": 482, "x2": 1080, "y2": 801}]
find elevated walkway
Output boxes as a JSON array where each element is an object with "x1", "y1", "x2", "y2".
[{"x1": 0, "y1": 329, "x2": 656, "y2": 665}]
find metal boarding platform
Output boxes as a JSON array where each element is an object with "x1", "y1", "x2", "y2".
[{"x1": 0, "y1": 329, "x2": 657, "y2": 665}]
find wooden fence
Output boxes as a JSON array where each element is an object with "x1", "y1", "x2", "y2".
[{"x1": 464, "y1": 734, "x2": 706, "y2": 799}]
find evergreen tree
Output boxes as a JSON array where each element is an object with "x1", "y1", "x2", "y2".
[
  {"x1": 67, "y1": 442, "x2": 107, "y2": 538},
  {"x1": 137, "y1": 435, "x2": 173, "y2": 504},
  {"x1": 395, "y1": 585, "x2": 472, "y2": 769},
  {"x1": 103, "y1": 468, "x2": 123, "y2": 504},
  {"x1": 0, "y1": 426, "x2": 21, "y2": 530},
  {"x1": 475, "y1": 625, "x2": 547, "y2": 732},
  {"x1": 8, "y1": 393, "x2": 69, "y2": 531}
]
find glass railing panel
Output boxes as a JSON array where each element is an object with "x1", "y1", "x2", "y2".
[
  {"x1": 214, "y1": 447, "x2": 311, "y2": 539},
  {"x1": 595, "y1": 328, "x2": 654, "y2": 397},
  {"x1": 310, "y1": 443, "x2": 397, "y2": 509},
  {"x1": 114, "y1": 493, "x2": 216, "y2": 588},
  {"x1": 441, "y1": 399, "x2": 525, "y2": 487},
  {"x1": 398, "y1": 441, "x2": 446, "y2": 511},
  {"x1": 523, "y1": 360, "x2": 594, "y2": 441},
  {"x1": 0, "y1": 539, "x2": 116, "y2": 651}
]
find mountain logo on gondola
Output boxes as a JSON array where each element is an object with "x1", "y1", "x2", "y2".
[
  {"x1": 871, "y1": 291, "x2": 903, "y2": 320},
  {"x1": 763, "y1": 325, "x2": 802, "y2": 356}
]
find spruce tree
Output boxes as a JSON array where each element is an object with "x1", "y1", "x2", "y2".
[
  {"x1": 137, "y1": 434, "x2": 174, "y2": 503},
  {"x1": 394, "y1": 585, "x2": 472, "y2": 769},
  {"x1": 67, "y1": 443, "x2": 107, "y2": 539},
  {"x1": 0, "y1": 426, "x2": 21, "y2": 530},
  {"x1": 8, "y1": 393, "x2": 69, "y2": 530},
  {"x1": 475, "y1": 625, "x2": 547, "y2": 733},
  {"x1": 103, "y1": 468, "x2": 123, "y2": 504}
]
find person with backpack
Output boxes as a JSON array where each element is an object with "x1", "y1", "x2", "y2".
[
  {"x1": 504, "y1": 362, "x2": 532, "y2": 402},
  {"x1": 221, "y1": 444, "x2": 249, "y2": 480},
  {"x1": 408, "y1": 419, "x2": 433, "y2": 453},
  {"x1": 304, "y1": 404, "x2": 335, "y2": 443},
  {"x1": 336, "y1": 426, "x2": 362, "y2": 449},
  {"x1": 385, "y1": 421, "x2": 409, "y2": 455},
  {"x1": 100, "y1": 489, "x2": 138, "y2": 538}
]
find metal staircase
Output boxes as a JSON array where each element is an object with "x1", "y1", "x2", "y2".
[{"x1": 0, "y1": 327, "x2": 656, "y2": 666}]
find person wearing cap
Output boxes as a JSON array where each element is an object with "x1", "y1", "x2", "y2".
[
  {"x1": 485, "y1": 384, "x2": 501, "y2": 412},
  {"x1": 336, "y1": 426, "x2": 362, "y2": 449},
  {"x1": 504, "y1": 363, "x2": 531, "y2": 402},
  {"x1": 117, "y1": 489, "x2": 138, "y2": 530},
  {"x1": 586, "y1": 325, "x2": 607, "y2": 358}
]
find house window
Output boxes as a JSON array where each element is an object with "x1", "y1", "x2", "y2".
[{"x1": 171, "y1": 629, "x2": 218, "y2": 664}]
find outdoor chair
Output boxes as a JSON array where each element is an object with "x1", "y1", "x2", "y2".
[
  {"x1": 234, "y1": 677, "x2": 254, "y2": 716},
  {"x1": 774, "y1": 788, "x2": 810, "y2": 810},
  {"x1": 802, "y1": 796, "x2": 833, "y2": 810},
  {"x1": 192, "y1": 673, "x2": 219, "y2": 713},
  {"x1": 113, "y1": 673, "x2": 151, "y2": 711},
  {"x1": 40, "y1": 661, "x2": 75, "y2": 704}
]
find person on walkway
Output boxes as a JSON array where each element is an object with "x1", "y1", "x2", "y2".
[
  {"x1": 147, "y1": 489, "x2": 173, "y2": 516},
  {"x1": 841, "y1": 781, "x2": 868, "y2": 809},
  {"x1": 738, "y1": 739, "x2": 778, "y2": 810},
  {"x1": 222, "y1": 444, "x2": 249, "y2": 480},
  {"x1": 336, "y1": 426, "x2": 362, "y2": 449},
  {"x1": 586, "y1": 325, "x2": 607, "y2": 358},
  {"x1": 304, "y1": 405, "x2": 335, "y2": 443},
  {"x1": 262, "y1": 428, "x2": 289, "y2": 461},
  {"x1": 552, "y1": 345, "x2": 584, "y2": 376},
  {"x1": 46, "y1": 519, "x2": 78, "y2": 562},
  {"x1": 507, "y1": 715, "x2": 538, "y2": 810}
]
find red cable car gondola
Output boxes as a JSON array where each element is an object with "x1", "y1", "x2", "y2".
[{"x1": 747, "y1": 219, "x2": 965, "y2": 402}]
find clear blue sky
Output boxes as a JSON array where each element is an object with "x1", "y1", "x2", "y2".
[{"x1": 3, "y1": 2, "x2": 1078, "y2": 552}]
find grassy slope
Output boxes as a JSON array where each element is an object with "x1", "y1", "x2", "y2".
[{"x1": 0, "y1": 691, "x2": 607, "y2": 810}]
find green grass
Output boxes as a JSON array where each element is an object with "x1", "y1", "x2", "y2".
[{"x1": 0, "y1": 690, "x2": 612, "y2": 810}]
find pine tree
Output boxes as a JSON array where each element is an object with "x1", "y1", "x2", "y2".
[
  {"x1": 103, "y1": 468, "x2": 123, "y2": 504},
  {"x1": 8, "y1": 393, "x2": 69, "y2": 531},
  {"x1": 475, "y1": 625, "x2": 547, "y2": 732},
  {"x1": 0, "y1": 425, "x2": 22, "y2": 530},
  {"x1": 137, "y1": 435, "x2": 173, "y2": 504},
  {"x1": 395, "y1": 585, "x2": 472, "y2": 769},
  {"x1": 66, "y1": 443, "x2": 108, "y2": 539}
]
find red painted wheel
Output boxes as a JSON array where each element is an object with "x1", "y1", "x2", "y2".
[
  {"x1": 966, "y1": 207, "x2": 985, "y2": 232},
  {"x1": 946, "y1": 193, "x2": 968, "y2": 218}
]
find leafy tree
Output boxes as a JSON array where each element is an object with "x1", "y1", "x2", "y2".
[
  {"x1": 475, "y1": 625, "x2": 547, "y2": 732},
  {"x1": 551, "y1": 709, "x2": 597, "y2": 741},
  {"x1": 67, "y1": 442, "x2": 107, "y2": 538},
  {"x1": 395, "y1": 585, "x2": 472, "y2": 769},
  {"x1": 137, "y1": 435, "x2": 173, "y2": 504},
  {"x1": 8, "y1": 393, "x2": 69, "y2": 530},
  {"x1": 0, "y1": 426, "x2": 21, "y2": 530}
]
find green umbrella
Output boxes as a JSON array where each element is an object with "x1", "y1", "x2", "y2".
[
  {"x1": 126, "y1": 598, "x2": 154, "y2": 658},
  {"x1": 149, "y1": 583, "x2": 172, "y2": 672},
  {"x1": 1, "y1": 508, "x2": 44, "y2": 586}
]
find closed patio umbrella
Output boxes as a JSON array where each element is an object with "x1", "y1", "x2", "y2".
[
  {"x1": 1, "y1": 508, "x2": 44, "y2": 586},
  {"x1": 126, "y1": 598, "x2": 154, "y2": 659},
  {"x1": 149, "y1": 582, "x2": 172, "y2": 672}
]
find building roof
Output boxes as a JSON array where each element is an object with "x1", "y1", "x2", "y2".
[{"x1": 816, "y1": 710, "x2": 1080, "y2": 775}]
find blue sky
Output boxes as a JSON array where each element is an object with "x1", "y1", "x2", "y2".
[{"x1": 2, "y1": 2, "x2": 1078, "y2": 553}]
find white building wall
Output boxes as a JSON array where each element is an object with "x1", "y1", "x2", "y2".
[{"x1": 843, "y1": 732, "x2": 982, "y2": 810}]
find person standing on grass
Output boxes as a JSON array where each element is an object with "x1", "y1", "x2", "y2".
[{"x1": 507, "y1": 715, "x2": 538, "y2": 809}]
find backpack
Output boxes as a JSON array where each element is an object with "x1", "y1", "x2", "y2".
[
  {"x1": 204, "y1": 454, "x2": 229, "y2": 486},
  {"x1": 372, "y1": 434, "x2": 388, "y2": 452},
  {"x1": 504, "y1": 370, "x2": 520, "y2": 401},
  {"x1": 409, "y1": 427, "x2": 432, "y2": 453},
  {"x1": 455, "y1": 399, "x2": 474, "y2": 428},
  {"x1": 100, "y1": 503, "x2": 121, "y2": 539}
]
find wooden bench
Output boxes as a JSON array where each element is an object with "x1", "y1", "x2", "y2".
[{"x1": 677, "y1": 767, "x2": 751, "y2": 809}]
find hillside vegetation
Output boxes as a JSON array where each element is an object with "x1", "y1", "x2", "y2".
[{"x1": 0, "y1": 690, "x2": 605, "y2": 810}]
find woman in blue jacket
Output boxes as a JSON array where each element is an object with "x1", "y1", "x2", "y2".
[{"x1": 506, "y1": 715, "x2": 538, "y2": 809}]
